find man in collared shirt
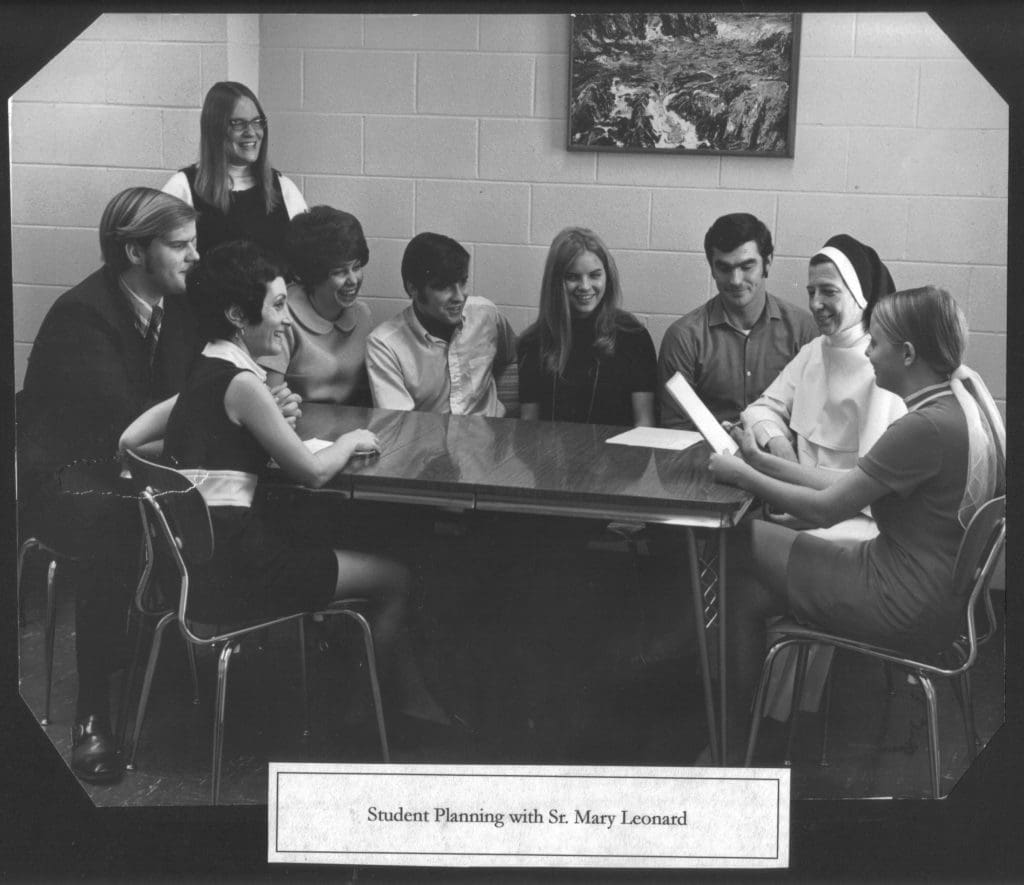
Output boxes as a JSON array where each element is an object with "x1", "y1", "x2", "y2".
[
  {"x1": 367, "y1": 232, "x2": 517, "y2": 416},
  {"x1": 657, "y1": 213, "x2": 818, "y2": 432},
  {"x1": 18, "y1": 187, "x2": 203, "y2": 785}
]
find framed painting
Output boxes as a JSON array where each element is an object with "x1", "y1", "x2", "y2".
[{"x1": 568, "y1": 12, "x2": 800, "y2": 156}]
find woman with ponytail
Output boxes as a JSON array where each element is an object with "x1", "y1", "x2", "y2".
[{"x1": 708, "y1": 285, "x2": 1005, "y2": 761}]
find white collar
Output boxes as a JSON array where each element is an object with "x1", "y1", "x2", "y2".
[
  {"x1": 824, "y1": 321, "x2": 868, "y2": 349},
  {"x1": 202, "y1": 339, "x2": 268, "y2": 382}
]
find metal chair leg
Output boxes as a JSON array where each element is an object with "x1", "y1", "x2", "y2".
[
  {"x1": 745, "y1": 641, "x2": 792, "y2": 766},
  {"x1": 784, "y1": 644, "x2": 810, "y2": 766},
  {"x1": 340, "y1": 610, "x2": 389, "y2": 763},
  {"x1": 212, "y1": 642, "x2": 238, "y2": 806},
  {"x1": 186, "y1": 644, "x2": 200, "y2": 705},
  {"x1": 42, "y1": 559, "x2": 58, "y2": 726},
  {"x1": 125, "y1": 611, "x2": 176, "y2": 770},
  {"x1": 298, "y1": 618, "x2": 311, "y2": 737},
  {"x1": 117, "y1": 607, "x2": 149, "y2": 749},
  {"x1": 917, "y1": 675, "x2": 942, "y2": 800},
  {"x1": 17, "y1": 538, "x2": 40, "y2": 629},
  {"x1": 818, "y1": 658, "x2": 834, "y2": 767},
  {"x1": 959, "y1": 671, "x2": 980, "y2": 756}
]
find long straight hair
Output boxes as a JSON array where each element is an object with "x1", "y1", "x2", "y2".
[
  {"x1": 533, "y1": 227, "x2": 626, "y2": 376},
  {"x1": 194, "y1": 81, "x2": 279, "y2": 216}
]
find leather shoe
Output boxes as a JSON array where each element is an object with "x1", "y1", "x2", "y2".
[{"x1": 71, "y1": 715, "x2": 123, "y2": 784}]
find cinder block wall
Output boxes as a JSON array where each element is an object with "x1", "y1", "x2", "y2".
[
  {"x1": 12, "y1": 12, "x2": 1007, "y2": 421},
  {"x1": 10, "y1": 12, "x2": 259, "y2": 385}
]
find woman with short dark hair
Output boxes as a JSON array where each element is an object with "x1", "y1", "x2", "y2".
[
  {"x1": 260, "y1": 206, "x2": 373, "y2": 404},
  {"x1": 120, "y1": 240, "x2": 450, "y2": 730},
  {"x1": 163, "y1": 81, "x2": 307, "y2": 259}
]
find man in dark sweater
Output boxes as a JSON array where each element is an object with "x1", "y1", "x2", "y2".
[{"x1": 18, "y1": 187, "x2": 201, "y2": 783}]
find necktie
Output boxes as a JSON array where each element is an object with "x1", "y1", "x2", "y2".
[{"x1": 145, "y1": 304, "x2": 164, "y2": 369}]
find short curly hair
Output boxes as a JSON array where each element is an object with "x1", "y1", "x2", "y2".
[
  {"x1": 285, "y1": 206, "x2": 369, "y2": 290},
  {"x1": 188, "y1": 240, "x2": 283, "y2": 342}
]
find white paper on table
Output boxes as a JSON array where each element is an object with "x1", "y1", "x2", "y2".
[
  {"x1": 664, "y1": 372, "x2": 739, "y2": 455},
  {"x1": 605, "y1": 426, "x2": 703, "y2": 451}
]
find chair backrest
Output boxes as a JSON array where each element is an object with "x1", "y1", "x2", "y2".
[
  {"x1": 124, "y1": 449, "x2": 215, "y2": 565},
  {"x1": 953, "y1": 496, "x2": 1006, "y2": 652}
]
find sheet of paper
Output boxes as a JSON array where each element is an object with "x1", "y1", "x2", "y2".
[
  {"x1": 605, "y1": 426, "x2": 703, "y2": 452},
  {"x1": 664, "y1": 372, "x2": 739, "y2": 455}
]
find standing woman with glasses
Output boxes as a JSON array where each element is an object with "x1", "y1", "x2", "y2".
[
  {"x1": 518, "y1": 226, "x2": 657, "y2": 427},
  {"x1": 163, "y1": 81, "x2": 307, "y2": 260}
]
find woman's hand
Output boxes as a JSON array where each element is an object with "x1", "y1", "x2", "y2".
[
  {"x1": 708, "y1": 450, "x2": 751, "y2": 487},
  {"x1": 270, "y1": 382, "x2": 302, "y2": 427},
  {"x1": 722, "y1": 421, "x2": 761, "y2": 465},
  {"x1": 341, "y1": 428, "x2": 381, "y2": 455}
]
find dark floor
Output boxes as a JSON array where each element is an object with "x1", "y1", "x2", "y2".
[{"x1": 17, "y1": 507, "x2": 1005, "y2": 807}]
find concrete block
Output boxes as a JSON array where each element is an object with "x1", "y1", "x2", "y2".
[
  {"x1": 103, "y1": 42, "x2": 203, "y2": 107},
  {"x1": 798, "y1": 58, "x2": 918, "y2": 126},
  {"x1": 106, "y1": 168, "x2": 169, "y2": 198},
  {"x1": 305, "y1": 51, "x2": 415, "y2": 114},
  {"x1": 848, "y1": 128, "x2": 1007, "y2": 197},
  {"x1": 418, "y1": 53, "x2": 534, "y2": 117},
  {"x1": 854, "y1": 12, "x2": 960, "y2": 58},
  {"x1": 799, "y1": 12, "x2": 855, "y2": 58},
  {"x1": 365, "y1": 14, "x2": 477, "y2": 50},
  {"x1": 365, "y1": 117, "x2": 478, "y2": 179},
  {"x1": 12, "y1": 226, "x2": 99, "y2": 288},
  {"x1": 500, "y1": 305, "x2": 537, "y2": 335},
  {"x1": 480, "y1": 119, "x2": 594, "y2": 183},
  {"x1": 361, "y1": 238, "x2": 408, "y2": 301},
  {"x1": 472, "y1": 244, "x2": 549, "y2": 309},
  {"x1": 651, "y1": 189, "x2": 777, "y2": 253},
  {"x1": 273, "y1": 112, "x2": 363, "y2": 176},
  {"x1": 77, "y1": 13, "x2": 162, "y2": 42},
  {"x1": 202, "y1": 44, "x2": 229, "y2": 88},
  {"x1": 777, "y1": 193, "x2": 907, "y2": 261},
  {"x1": 12, "y1": 40, "x2": 107, "y2": 104},
  {"x1": 258, "y1": 49, "x2": 302, "y2": 111},
  {"x1": 480, "y1": 13, "x2": 568, "y2": 53},
  {"x1": 597, "y1": 149, "x2": 719, "y2": 189},
  {"x1": 416, "y1": 181, "x2": 530, "y2": 245},
  {"x1": 966, "y1": 264, "x2": 1007, "y2": 333},
  {"x1": 362, "y1": 296, "x2": 409, "y2": 329},
  {"x1": 765, "y1": 256, "x2": 815, "y2": 313},
  {"x1": 11, "y1": 103, "x2": 164, "y2": 167},
  {"x1": 615, "y1": 250, "x2": 710, "y2": 317},
  {"x1": 722, "y1": 126, "x2": 849, "y2": 193},
  {"x1": 303, "y1": 177, "x2": 415, "y2": 240},
  {"x1": 261, "y1": 14, "x2": 363, "y2": 49},
  {"x1": 162, "y1": 108, "x2": 201, "y2": 170},
  {"x1": 14, "y1": 285, "x2": 64, "y2": 342},
  {"x1": 963, "y1": 331, "x2": 1005, "y2": 398},
  {"x1": 885, "y1": 261, "x2": 971, "y2": 303},
  {"x1": 532, "y1": 185, "x2": 650, "y2": 250},
  {"x1": 643, "y1": 313, "x2": 682, "y2": 355},
  {"x1": 906, "y1": 196, "x2": 1006, "y2": 265},
  {"x1": 918, "y1": 60, "x2": 1008, "y2": 130},
  {"x1": 534, "y1": 53, "x2": 568, "y2": 120},
  {"x1": 11, "y1": 165, "x2": 112, "y2": 227},
  {"x1": 227, "y1": 40, "x2": 260, "y2": 91},
  {"x1": 159, "y1": 13, "x2": 227, "y2": 42},
  {"x1": 227, "y1": 13, "x2": 260, "y2": 46}
]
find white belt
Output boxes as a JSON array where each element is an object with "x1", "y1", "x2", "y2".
[{"x1": 180, "y1": 469, "x2": 258, "y2": 508}]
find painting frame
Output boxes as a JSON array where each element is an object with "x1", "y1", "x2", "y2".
[{"x1": 567, "y1": 12, "x2": 801, "y2": 157}]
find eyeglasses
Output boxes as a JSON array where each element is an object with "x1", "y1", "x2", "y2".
[{"x1": 227, "y1": 116, "x2": 267, "y2": 134}]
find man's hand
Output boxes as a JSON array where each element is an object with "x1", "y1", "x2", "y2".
[{"x1": 270, "y1": 383, "x2": 302, "y2": 428}]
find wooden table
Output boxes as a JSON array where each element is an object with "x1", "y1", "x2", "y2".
[{"x1": 296, "y1": 404, "x2": 753, "y2": 764}]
